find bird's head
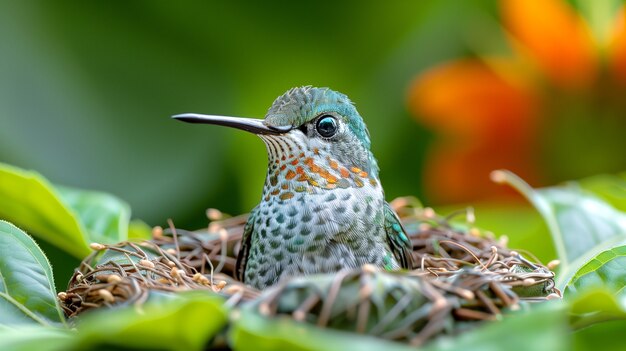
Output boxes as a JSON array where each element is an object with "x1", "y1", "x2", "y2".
[{"x1": 174, "y1": 87, "x2": 380, "y2": 195}]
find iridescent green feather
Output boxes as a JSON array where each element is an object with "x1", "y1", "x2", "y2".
[
  {"x1": 383, "y1": 202, "x2": 413, "y2": 269},
  {"x1": 235, "y1": 207, "x2": 258, "y2": 282}
]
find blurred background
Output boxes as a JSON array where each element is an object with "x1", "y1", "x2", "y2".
[{"x1": 1, "y1": 0, "x2": 624, "y2": 234}]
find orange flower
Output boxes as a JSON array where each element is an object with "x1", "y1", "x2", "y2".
[
  {"x1": 502, "y1": 0, "x2": 597, "y2": 89},
  {"x1": 409, "y1": 0, "x2": 626, "y2": 204}
]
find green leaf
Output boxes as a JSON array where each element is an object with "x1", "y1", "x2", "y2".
[
  {"x1": 493, "y1": 170, "x2": 626, "y2": 287},
  {"x1": 0, "y1": 163, "x2": 91, "y2": 258},
  {"x1": 423, "y1": 304, "x2": 569, "y2": 351},
  {"x1": 56, "y1": 185, "x2": 130, "y2": 244},
  {"x1": 0, "y1": 325, "x2": 71, "y2": 351},
  {"x1": 230, "y1": 310, "x2": 415, "y2": 351},
  {"x1": 0, "y1": 162, "x2": 139, "y2": 258},
  {"x1": 0, "y1": 220, "x2": 65, "y2": 326},
  {"x1": 231, "y1": 304, "x2": 569, "y2": 351},
  {"x1": 572, "y1": 319, "x2": 626, "y2": 351},
  {"x1": 71, "y1": 292, "x2": 227, "y2": 351},
  {"x1": 566, "y1": 245, "x2": 626, "y2": 298},
  {"x1": 577, "y1": 173, "x2": 626, "y2": 213},
  {"x1": 0, "y1": 292, "x2": 226, "y2": 351},
  {"x1": 567, "y1": 288, "x2": 626, "y2": 330},
  {"x1": 564, "y1": 247, "x2": 626, "y2": 328},
  {"x1": 538, "y1": 186, "x2": 626, "y2": 272}
]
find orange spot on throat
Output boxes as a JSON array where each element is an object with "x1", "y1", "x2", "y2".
[
  {"x1": 279, "y1": 192, "x2": 294, "y2": 200},
  {"x1": 340, "y1": 168, "x2": 350, "y2": 178},
  {"x1": 325, "y1": 175, "x2": 338, "y2": 184}
]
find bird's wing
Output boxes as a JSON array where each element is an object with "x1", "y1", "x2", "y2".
[
  {"x1": 235, "y1": 207, "x2": 258, "y2": 283},
  {"x1": 383, "y1": 201, "x2": 413, "y2": 270}
]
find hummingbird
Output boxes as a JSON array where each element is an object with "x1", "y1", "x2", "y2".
[{"x1": 173, "y1": 86, "x2": 412, "y2": 289}]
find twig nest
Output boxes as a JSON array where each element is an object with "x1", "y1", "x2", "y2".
[
  {"x1": 152, "y1": 226, "x2": 163, "y2": 239},
  {"x1": 107, "y1": 275, "x2": 122, "y2": 284},
  {"x1": 89, "y1": 243, "x2": 106, "y2": 251},
  {"x1": 139, "y1": 259, "x2": 155, "y2": 269},
  {"x1": 98, "y1": 289, "x2": 115, "y2": 303},
  {"x1": 206, "y1": 208, "x2": 223, "y2": 221},
  {"x1": 61, "y1": 199, "x2": 558, "y2": 347}
]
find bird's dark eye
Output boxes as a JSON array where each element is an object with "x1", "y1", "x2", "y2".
[{"x1": 315, "y1": 115, "x2": 338, "y2": 138}]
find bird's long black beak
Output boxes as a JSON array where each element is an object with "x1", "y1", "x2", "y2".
[{"x1": 172, "y1": 113, "x2": 290, "y2": 135}]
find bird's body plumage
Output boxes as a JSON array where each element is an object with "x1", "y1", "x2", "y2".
[{"x1": 175, "y1": 86, "x2": 412, "y2": 290}]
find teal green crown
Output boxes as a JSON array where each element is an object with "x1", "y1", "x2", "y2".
[{"x1": 264, "y1": 86, "x2": 372, "y2": 151}]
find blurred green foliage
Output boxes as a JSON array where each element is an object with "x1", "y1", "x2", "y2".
[{"x1": 0, "y1": 1, "x2": 498, "y2": 228}]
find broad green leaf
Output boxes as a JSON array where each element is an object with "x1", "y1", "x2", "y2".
[
  {"x1": 577, "y1": 173, "x2": 626, "y2": 212},
  {"x1": 0, "y1": 221, "x2": 65, "y2": 326},
  {"x1": 423, "y1": 303, "x2": 569, "y2": 351},
  {"x1": 231, "y1": 304, "x2": 568, "y2": 351},
  {"x1": 567, "y1": 288, "x2": 626, "y2": 330},
  {"x1": 71, "y1": 292, "x2": 227, "y2": 351},
  {"x1": 0, "y1": 325, "x2": 71, "y2": 351},
  {"x1": 564, "y1": 247, "x2": 626, "y2": 327},
  {"x1": 0, "y1": 163, "x2": 90, "y2": 258},
  {"x1": 572, "y1": 319, "x2": 626, "y2": 351},
  {"x1": 566, "y1": 245, "x2": 626, "y2": 298},
  {"x1": 537, "y1": 187, "x2": 626, "y2": 272},
  {"x1": 230, "y1": 310, "x2": 415, "y2": 351},
  {"x1": 0, "y1": 162, "x2": 138, "y2": 258},
  {"x1": 493, "y1": 170, "x2": 626, "y2": 287},
  {"x1": 56, "y1": 185, "x2": 130, "y2": 244}
]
